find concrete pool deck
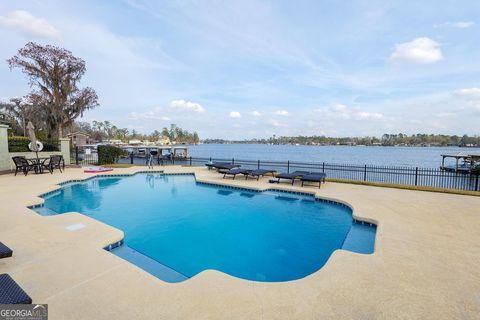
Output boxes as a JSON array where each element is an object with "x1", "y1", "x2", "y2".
[{"x1": 0, "y1": 166, "x2": 479, "y2": 319}]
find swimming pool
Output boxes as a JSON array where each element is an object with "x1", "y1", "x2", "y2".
[{"x1": 34, "y1": 173, "x2": 376, "y2": 282}]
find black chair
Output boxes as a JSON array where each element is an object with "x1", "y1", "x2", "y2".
[
  {"x1": 11, "y1": 156, "x2": 36, "y2": 176},
  {"x1": 0, "y1": 241, "x2": 13, "y2": 259},
  {"x1": 0, "y1": 274, "x2": 32, "y2": 304},
  {"x1": 41, "y1": 155, "x2": 64, "y2": 174}
]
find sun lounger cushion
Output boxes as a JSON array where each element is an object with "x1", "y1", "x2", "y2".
[
  {"x1": 249, "y1": 169, "x2": 276, "y2": 176},
  {"x1": 301, "y1": 173, "x2": 327, "y2": 182},
  {"x1": 244, "y1": 169, "x2": 277, "y2": 180},
  {"x1": 215, "y1": 164, "x2": 240, "y2": 170},
  {"x1": 275, "y1": 171, "x2": 310, "y2": 179},
  {"x1": 0, "y1": 242, "x2": 13, "y2": 259},
  {"x1": 0, "y1": 274, "x2": 32, "y2": 304},
  {"x1": 223, "y1": 168, "x2": 251, "y2": 179}
]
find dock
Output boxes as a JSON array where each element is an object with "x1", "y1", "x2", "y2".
[{"x1": 440, "y1": 152, "x2": 480, "y2": 173}]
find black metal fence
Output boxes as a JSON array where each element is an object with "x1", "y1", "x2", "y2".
[
  {"x1": 184, "y1": 157, "x2": 479, "y2": 191},
  {"x1": 71, "y1": 146, "x2": 98, "y2": 166},
  {"x1": 72, "y1": 150, "x2": 480, "y2": 192}
]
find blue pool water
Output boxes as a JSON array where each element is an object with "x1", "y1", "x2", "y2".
[{"x1": 35, "y1": 174, "x2": 376, "y2": 282}]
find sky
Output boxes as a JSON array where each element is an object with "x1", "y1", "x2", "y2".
[{"x1": 0, "y1": 0, "x2": 479, "y2": 139}]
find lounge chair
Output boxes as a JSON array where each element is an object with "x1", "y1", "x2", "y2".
[
  {"x1": 0, "y1": 274, "x2": 32, "y2": 304},
  {"x1": 223, "y1": 168, "x2": 252, "y2": 179},
  {"x1": 212, "y1": 163, "x2": 241, "y2": 173},
  {"x1": 0, "y1": 241, "x2": 13, "y2": 259},
  {"x1": 12, "y1": 156, "x2": 36, "y2": 176},
  {"x1": 245, "y1": 169, "x2": 277, "y2": 180},
  {"x1": 274, "y1": 171, "x2": 310, "y2": 185},
  {"x1": 301, "y1": 173, "x2": 327, "y2": 188}
]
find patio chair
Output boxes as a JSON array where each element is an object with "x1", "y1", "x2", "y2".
[
  {"x1": 301, "y1": 173, "x2": 327, "y2": 188},
  {"x1": 223, "y1": 168, "x2": 252, "y2": 179},
  {"x1": 246, "y1": 169, "x2": 277, "y2": 180},
  {"x1": 0, "y1": 274, "x2": 32, "y2": 304},
  {"x1": 11, "y1": 156, "x2": 36, "y2": 176},
  {"x1": 41, "y1": 155, "x2": 64, "y2": 174},
  {"x1": 274, "y1": 171, "x2": 310, "y2": 185},
  {"x1": 0, "y1": 241, "x2": 13, "y2": 259}
]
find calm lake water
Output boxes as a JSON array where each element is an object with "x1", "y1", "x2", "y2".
[{"x1": 187, "y1": 144, "x2": 480, "y2": 168}]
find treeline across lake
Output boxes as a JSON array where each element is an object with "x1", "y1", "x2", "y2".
[
  {"x1": 204, "y1": 133, "x2": 480, "y2": 147},
  {"x1": 74, "y1": 121, "x2": 199, "y2": 144}
]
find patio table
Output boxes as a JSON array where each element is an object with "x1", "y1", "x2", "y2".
[{"x1": 26, "y1": 157, "x2": 50, "y2": 174}]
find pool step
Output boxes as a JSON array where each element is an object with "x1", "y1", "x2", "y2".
[
  {"x1": 111, "y1": 245, "x2": 188, "y2": 283},
  {"x1": 341, "y1": 222, "x2": 376, "y2": 254}
]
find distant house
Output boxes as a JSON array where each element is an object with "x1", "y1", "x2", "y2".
[
  {"x1": 142, "y1": 140, "x2": 155, "y2": 146},
  {"x1": 103, "y1": 139, "x2": 123, "y2": 145},
  {"x1": 67, "y1": 131, "x2": 90, "y2": 146},
  {"x1": 156, "y1": 136, "x2": 171, "y2": 145},
  {"x1": 128, "y1": 139, "x2": 142, "y2": 145}
]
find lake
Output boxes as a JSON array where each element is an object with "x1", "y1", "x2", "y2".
[{"x1": 187, "y1": 144, "x2": 480, "y2": 168}]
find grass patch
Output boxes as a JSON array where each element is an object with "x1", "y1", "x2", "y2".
[
  {"x1": 326, "y1": 178, "x2": 480, "y2": 197},
  {"x1": 103, "y1": 163, "x2": 137, "y2": 168}
]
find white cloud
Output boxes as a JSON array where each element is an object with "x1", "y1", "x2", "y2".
[
  {"x1": 274, "y1": 110, "x2": 289, "y2": 116},
  {"x1": 129, "y1": 111, "x2": 171, "y2": 121},
  {"x1": 453, "y1": 87, "x2": 480, "y2": 110},
  {"x1": 315, "y1": 104, "x2": 384, "y2": 121},
  {"x1": 453, "y1": 87, "x2": 480, "y2": 99},
  {"x1": 0, "y1": 10, "x2": 61, "y2": 39},
  {"x1": 435, "y1": 21, "x2": 475, "y2": 29},
  {"x1": 250, "y1": 111, "x2": 262, "y2": 117},
  {"x1": 435, "y1": 112, "x2": 455, "y2": 118},
  {"x1": 129, "y1": 99, "x2": 204, "y2": 121},
  {"x1": 229, "y1": 111, "x2": 241, "y2": 118},
  {"x1": 267, "y1": 119, "x2": 287, "y2": 127},
  {"x1": 356, "y1": 112, "x2": 383, "y2": 120},
  {"x1": 169, "y1": 99, "x2": 205, "y2": 112},
  {"x1": 390, "y1": 37, "x2": 443, "y2": 64}
]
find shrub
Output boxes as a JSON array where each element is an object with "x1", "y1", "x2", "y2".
[
  {"x1": 97, "y1": 145, "x2": 126, "y2": 165},
  {"x1": 8, "y1": 136, "x2": 59, "y2": 152},
  {"x1": 8, "y1": 136, "x2": 29, "y2": 152}
]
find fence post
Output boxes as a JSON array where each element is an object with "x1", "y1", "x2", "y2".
[
  {"x1": 415, "y1": 167, "x2": 418, "y2": 186},
  {"x1": 75, "y1": 146, "x2": 79, "y2": 165},
  {"x1": 257, "y1": 160, "x2": 260, "y2": 169},
  {"x1": 189, "y1": 156, "x2": 192, "y2": 166},
  {"x1": 322, "y1": 162, "x2": 325, "y2": 173},
  {"x1": 475, "y1": 174, "x2": 479, "y2": 191},
  {"x1": 232, "y1": 158, "x2": 234, "y2": 164},
  {"x1": 96, "y1": 146, "x2": 101, "y2": 166},
  {"x1": 130, "y1": 152, "x2": 134, "y2": 164},
  {"x1": 364, "y1": 165, "x2": 367, "y2": 181},
  {"x1": 287, "y1": 160, "x2": 290, "y2": 173}
]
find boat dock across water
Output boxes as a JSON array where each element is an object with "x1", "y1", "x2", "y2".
[{"x1": 440, "y1": 152, "x2": 480, "y2": 173}]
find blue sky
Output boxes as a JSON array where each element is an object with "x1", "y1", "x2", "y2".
[{"x1": 1, "y1": 0, "x2": 479, "y2": 139}]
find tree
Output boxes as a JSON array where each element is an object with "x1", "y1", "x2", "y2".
[
  {"x1": 193, "y1": 132, "x2": 199, "y2": 145},
  {"x1": 8, "y1": 42, "x2": 99, "y2": 139},
  {"x1": 161, "y1": 127, "x2": 170, "y2": 138}
]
